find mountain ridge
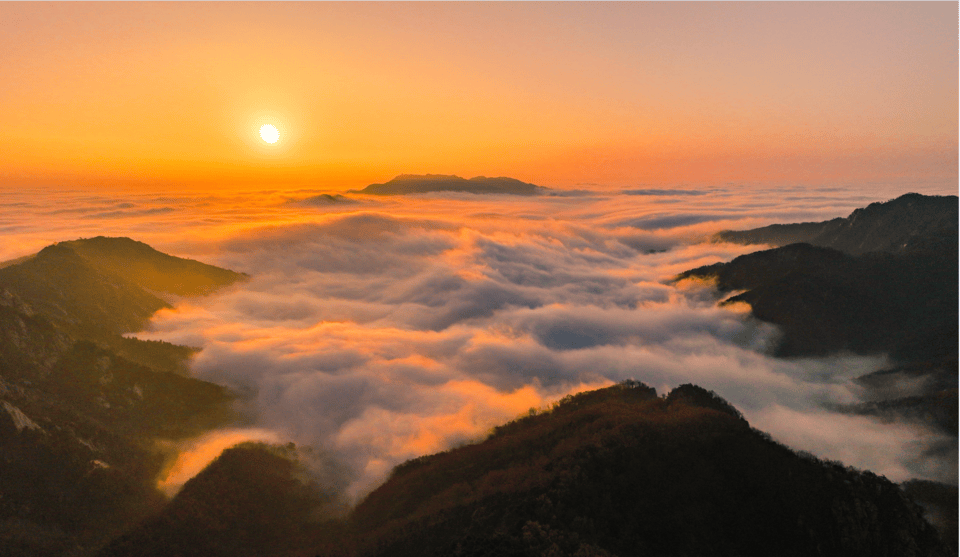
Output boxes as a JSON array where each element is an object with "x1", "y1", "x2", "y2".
[
  {"x1": 713, "y1": 193, "x2": 958, "y2": 255},
  {"x1": 677, "y1": 192, "x2": 957, "y2": 517},
  {"x1": 355, "y1": 174, "x2": 546, "y2": 196},
  {"x1": 96, "y1": 382, "x2": 952, "y2": 557},
  {"x1": 0, "y1": 237, "x2": 246, "y2": 556},
  {"x1": 0, "y1": 237, "x2": 247, "y2": 341}
]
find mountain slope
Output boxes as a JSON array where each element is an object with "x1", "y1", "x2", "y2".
[
  {"x1": 61, "y1": 237, "x2": 247, "y2": 297},
  {"x1": 675, "y1": 242, "x2": 958, "y2": 361},
  {"x1": 680, "y1": 193, "x2": 958, "y2": 500},
  {"x1": 713, "y1": 193, "x2": 958, "y2": 255},
  {"x1": 341, "y1": 383, "x2": 948, "y2": 557},
  {"x1": 93, "y1": 383, "x2": 951, "y2": 557},
  {"x1": 98, "y1": 444, "x2": 340, "y2": 557},
  {"x1": 0, "y1": 244, "x2": 170, "y2": 339},
  {"x1": 0, "y1": 238, "x2": 245, "y2": 557},
  {"x1": 0, "y1": 237, "x2": 247, "y2": 340}
]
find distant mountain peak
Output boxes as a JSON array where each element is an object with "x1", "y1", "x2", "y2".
[{"x1": 356, "y1": 174, "x2": 546, "y2": 196}]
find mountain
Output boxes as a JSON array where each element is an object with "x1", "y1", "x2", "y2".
[
  {"x1": 675, "y1": 242, "x2": 957, "y2": 361},
  {"x1": 675, "y1": 237, "x2": 957, "y2": 437},
  {"x1": 679, "y1": 193, "x2": 958, "y2": 372},
  {"x1": 713, "y1": 193, "x2": 958, "y2": 255},
  {"x1": 0, "y1": 309, "x2": 232, "y2": 556},
  {"x1": 0, "y1": 244, "x2": 170, "y2": 341},
  {"x1": 297, "y1": 193, "x2": 356, "y2": 206},
  {"x1": 677, "y1": 193, "x2": 958, "y2": 509},
  {"x1": 344, "y1": 383, "x2": 949, "y2": 557},
  {"x1": 0, "y1": 237, "x2": 246, "y2": 341},
  {"x1": 356, "y1": 174, "x2": 546, "y2": 196},
  {"x1": 60, "y1": 237, "x2": 248, "y2": 297},
  {"x1": 0, "y1": 238, "x2": 245, "y2": 556},
  {"x1": 95, "y1": 383, "x2": 951, "y2": 557},
  {"x1": 98, "y1": 443, "x2": 342, "y2": 557}
]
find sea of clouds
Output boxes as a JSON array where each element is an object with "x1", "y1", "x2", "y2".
[{"x1": 1, "y1": 182, "x2": 954, "y2": 499}]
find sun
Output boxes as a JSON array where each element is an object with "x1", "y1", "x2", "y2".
[{"x1": 259, "y1": 124, "x2": 280, "y2": 144}]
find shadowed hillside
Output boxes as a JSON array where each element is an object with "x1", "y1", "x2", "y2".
[
  {"x1": 675, "y1": 242, "x2": 957, "y2": 361},
  {"x1": 0, "y1": 237, "x2": 247, "y2": 340},
  {"x1": 677, "y1": 194, "x2": 958, "y2": 434},
  {"x1": 0, "y1": 244, "x2": 170, "y2": 340},
  {"x1": 679, "y1": 193, "x2": 958, "y2": 502},
  {"x1": 0, "y1": 239, "x2": 245, "y2": 556},
  {"x1": 94, "y1": 383, "x2": 952, "y2": 557},
  {"x1": 98, "y1": 444, "x2": 343, "y2": 557},
  {"x1": 0, "y1": 305, "x2": 230, "y2": 557},
  {"x1": 713, "y1": 193, "x2": 958, "y2": 255}
]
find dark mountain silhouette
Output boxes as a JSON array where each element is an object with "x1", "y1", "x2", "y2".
[
  {"x1": 342, "y1": 383, "x2": 949, "y2": 557},
  {"x1": 675, "y1": 238, "x2": 957, "y2": 438},
  {"x1": 356, "y1": 174, "x2": 546, "y2": 196},
  {"x1": 675, "y1": 241, "x2": 958, "y2": 361},
  {"x1": 99, "y1": 443, "x2": 342, "y2": 557},
  {"x1": 0, "y1": 239, "x2": 244, "y2": 556},
  {"x1": 0, "y1": 237, "x2": 246, "y2": 340},
  {"x1": 94, "y1": 383, "x2": 951, "y2": 557},
  {"x1": 677, "y1": 193, "x2": 958, "y2": 518},
  {"x1": 713, "y1": 193, "x2": 958, "y2": 255},
  {"x1": 678, "y1": 195, "x2": 958, "y2": 394},
  {"x1": 902, "y1": 480, "x2": 959, "y2": 551}
]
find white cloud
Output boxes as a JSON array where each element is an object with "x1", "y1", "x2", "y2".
[{"x1": 2, "y1": 185, "x2": 952, "y2": 499}]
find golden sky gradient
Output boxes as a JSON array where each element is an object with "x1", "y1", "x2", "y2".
[{"x1": 1, "y1": 2, "x2": 956, "y2": 191}]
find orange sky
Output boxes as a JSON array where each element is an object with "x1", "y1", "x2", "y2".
[{"x1": 0, "y1": 2, "x2": 956, "y2": 192}]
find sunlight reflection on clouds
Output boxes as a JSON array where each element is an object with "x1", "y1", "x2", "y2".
[{"x1": 2, "y1": 184, "x2": 953, "y2": 497}]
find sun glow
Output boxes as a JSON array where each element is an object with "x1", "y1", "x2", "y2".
[{"x1": 259, "y1": 124, "x2": 280, "y2": 144}]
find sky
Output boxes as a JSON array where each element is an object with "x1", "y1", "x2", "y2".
[{"x1": 0, "y1": 2, "x2": 956, "y2": 191}]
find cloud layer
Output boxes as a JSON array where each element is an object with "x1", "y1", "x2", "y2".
[{"x1": 2, "y1": 184, "x2": 954, "y2": 498}]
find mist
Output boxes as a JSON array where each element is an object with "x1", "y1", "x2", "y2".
[{"x1": 2, "y1": 183, "x2": 954, "y2": 500}]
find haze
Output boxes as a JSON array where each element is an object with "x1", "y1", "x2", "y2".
[
  {"x1": 0, "y1": 2, "x2": 955, "y2": 191},
  {"x1": 3, "y1": 185, "x2": 955, "y2": 498}
]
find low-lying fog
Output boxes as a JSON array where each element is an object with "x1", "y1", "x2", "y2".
[{"x1": 2, "y1": 182, "x2": 954, "y2": 499}]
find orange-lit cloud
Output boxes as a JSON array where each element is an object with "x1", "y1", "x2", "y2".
[
  {"x1": 3, "y1": 184, "x2": 955, "y2": 499},
  {"x1": 157, "y1": 428, "x2": 281, "y2": 497}
]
